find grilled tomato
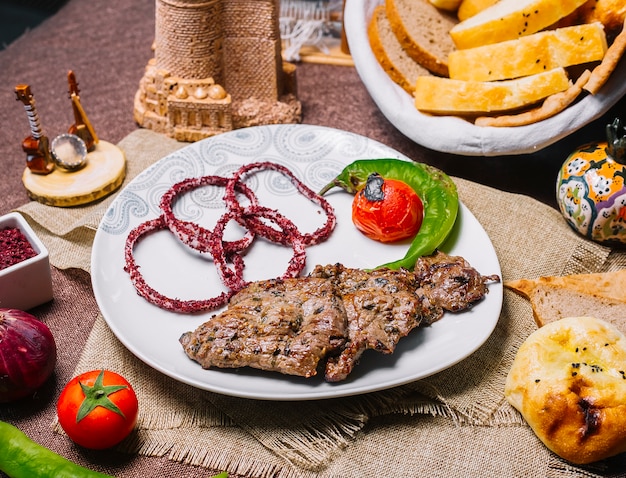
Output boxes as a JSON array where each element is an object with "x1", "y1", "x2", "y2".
[{"x1": 352, "y1": 173, "x2": 424, "y2": 243}]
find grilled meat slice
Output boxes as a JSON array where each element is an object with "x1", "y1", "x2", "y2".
[
  {"x1": 180, "y1": 252, "x2": 500, "y2": 382},
  {"x1": 179, "y1": 277, "x2": 347, "y2": 378},
  {"x1": 414, "y1": 250, "x2": 501, "y2": 316},
  {"x1": 309, "y1": 264, "x2": 441, "y2": 382}
]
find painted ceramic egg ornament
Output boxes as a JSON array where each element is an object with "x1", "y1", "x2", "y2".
[{"x1": 557, "y1": 118, "x2": 626, "y2": 245}]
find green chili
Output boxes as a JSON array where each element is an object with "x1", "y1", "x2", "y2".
[
  {"x1": 319, "y1": 158, "x2": 458, "y2": 270},
  {"x1": 0, "y1": 421, "x2": 113, "y2": 478}
]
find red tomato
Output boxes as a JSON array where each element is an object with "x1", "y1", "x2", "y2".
[
  {"x1": 352, "y1": 174, "x2": 424, "y2": 243},
  {"x1": 57, "y1": 369, "x2": 139, "y2": 450}
]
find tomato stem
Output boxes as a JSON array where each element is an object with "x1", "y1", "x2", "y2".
[
  {"x1": 363, "y1": 173, "x2": 385, "y2": 201},
  {"x1": 76, "y1": 369, "x2": 128, "y2": 422}
]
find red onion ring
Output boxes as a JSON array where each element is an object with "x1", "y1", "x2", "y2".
[
  {"x1": 224, "y1": 161, "x2": 336, "y2": 247},
  {"x1": 160, "y1": 175, "x2": 257, "y2": 254},
  {"x1": 124, "y1": 161, "x2": 336, "y2": 314},
  {"x1": 124, "y1": 215, "x2": 237, "y2": 313},
  {"x1": 210, "y1": 205, "x2": 307, "y2": 291}
]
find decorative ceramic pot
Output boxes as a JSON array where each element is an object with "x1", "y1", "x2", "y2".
[{"x1": 556, "y1": 118, "x2": 626, "y2": 245}]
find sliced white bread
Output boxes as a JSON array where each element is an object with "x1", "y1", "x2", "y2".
[
  {"x1": 368, "y1": 5, "x2": 431, "y2": 94},
  {"x1": 457, "y1": 0, "x2": 498, "y2": 21},
  {"x1": 505, "y1": 270, "x2": 626, "y2": 332},
  {"x1": 449, "y1": 0, "x2": 590, "y2": 49},
  {"x1": 413, "y1": 67, "x2": 571, "y2": 115},
  {"x1": 385, "y1": 0, "x2": 457, "y2": 76},
  {"x1": 448, "y1": 22, "x2": 608, "y2": 81}
]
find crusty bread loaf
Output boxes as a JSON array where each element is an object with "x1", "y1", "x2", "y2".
[
  {"x1": 449, "y1": 0, "x2": 590, "y2": 49},
  {"x1": 448, "y1": 22, "x2": 607, "y2": 81},
  {"x1": 505, "y1": 270, "x2": 626, "y2": 332},
  {"x1": 413, "y1": 67, "x2": 571, "y2": 115},
  {"x1": 385, "y1": 0, "x2": 457, "y2": 76},
  {"x1": 505, "y1": 316, "x2": 626, "y2": 464},
  {"x1": 368, "y1": 5, "x2": 431, "y2": 94},
  {"x1": 457, "y1": 0, "x2": 498, "y2": 21}
]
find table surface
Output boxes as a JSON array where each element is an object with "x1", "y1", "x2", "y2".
[{"x1": 1, "y1": 0, "x2": 625, "y2": 477}]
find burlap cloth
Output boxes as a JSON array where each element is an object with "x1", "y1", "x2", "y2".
[{"x1": 14, "y1": 129, "x2": 626, "y2": 477}]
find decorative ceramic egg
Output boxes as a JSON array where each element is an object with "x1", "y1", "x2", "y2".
[{"x1": 556, "y1": 118, "x2": 626, "y2": 245}]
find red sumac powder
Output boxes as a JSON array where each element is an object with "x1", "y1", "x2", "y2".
[{"x1": 0, "y1": 227, "x2": 37, "y2": 270}]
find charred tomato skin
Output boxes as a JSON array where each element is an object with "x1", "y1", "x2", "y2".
[
  {"x1": 352, "y1": 174, "x2": 424, "y2": 243},
  {"x1": 57, "y1": 369, "x2": 138, "y2": 450}
]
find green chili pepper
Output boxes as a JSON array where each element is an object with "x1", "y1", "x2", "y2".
[
  {"x1": 319, "y1": 158, "x2": 458, "y2": 270},
  {"x1": 0, "y1": 421, "x2": 114, "y2": 478}
]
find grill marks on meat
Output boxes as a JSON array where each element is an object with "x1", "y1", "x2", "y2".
[
  {"x1": 309, "y1": 264, "x2": 441, "y2": 382},
  {"x1": 180, "y1": 251, "x2": 500, "y2": 381},
  {"x1": 415, "y1": 250, "x2": 501, "y2": 315},
  {"x1": 179, "y1": 277, "x2": 347, "y2": 378}
]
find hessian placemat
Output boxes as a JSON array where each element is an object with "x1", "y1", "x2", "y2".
[{"x1": 14, "y1": 128, "x2": 626, "y2": 477}]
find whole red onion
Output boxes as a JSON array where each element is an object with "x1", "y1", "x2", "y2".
[{"x1": 0, "y1": 308, "x2": 57, "y2": 402}]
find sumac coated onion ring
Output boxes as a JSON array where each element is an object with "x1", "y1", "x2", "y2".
[
  {"x1": 211, "y1": 205, "x2": 307, "y2": 291},
  {"x1": 124, "y1": 161, "x2": 336, "y2": 314},
  {"x1": 224, "y1": 161, "x2": 336, "y2": 247},
  {"x1": 160, "y1": 175, "x2": 257, "y2": 254},
  {"x1": 124, "y1": 215, "x2": 237, "y2": 313}
]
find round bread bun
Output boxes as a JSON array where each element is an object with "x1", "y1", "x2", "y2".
[{"x1": 505, "y1": 316, "x2": 626, "y2": 464}]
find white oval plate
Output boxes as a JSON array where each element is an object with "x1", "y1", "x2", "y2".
[
  {"x1": 344, "y1": 0, "x2": 626, "y2": 156},
  {"x1": 91, "y1": 124, "x2": 503, "y2": 400}
]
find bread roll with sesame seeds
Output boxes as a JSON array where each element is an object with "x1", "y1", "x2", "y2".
[{"x1": 505, "y1": 316, "x2": 626, "y2": 464}]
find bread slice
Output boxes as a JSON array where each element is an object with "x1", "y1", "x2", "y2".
[
  {"x1": 457, "y1": 0, "x2": 498, "y2": 21},
  {"x1": 413, "y1": 67, "x2": 571, "y2": 115},
  {"x1": 559, "y1": 0, "x2": 626, "y2": 41},
  {"x1": 505, "y1": 270, "x2": 626, "y2": 333},
  {"x1": 428, "y1": 0, "x2": 463, "y2": 11},
  {"x1": 449, "y1": 0, "x2": 590, "y2": 49},
  {"x1": 448, "y1": 22, "x2": 608, "y2": 81},
  {"x1": 368, "y1": 5, "x2": 431, "y2": 94},
  {"x1": 385, "y1": 0, "x2": 457, "y2": 76},
  {"x1": 474, "y1": 69, "x2": 591, "y2": 127}
]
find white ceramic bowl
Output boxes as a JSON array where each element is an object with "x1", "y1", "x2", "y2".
[
  {"x1": 0, "y1": 212, "x2": 53, "y2": 310},
  {"x1": 344, "y1": 0, "x2": 626, "y2": 156}
]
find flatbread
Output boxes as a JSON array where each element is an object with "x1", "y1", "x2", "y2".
[
  {"x1": 584, "y1": 16, "x2": 626, "y2": 94},
  {"x1": 475, "y1": 17, "x2": 626, "y2": 127},
  {"x1": 474, "y1": 69, "x2": 591, "y2": 127}
]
